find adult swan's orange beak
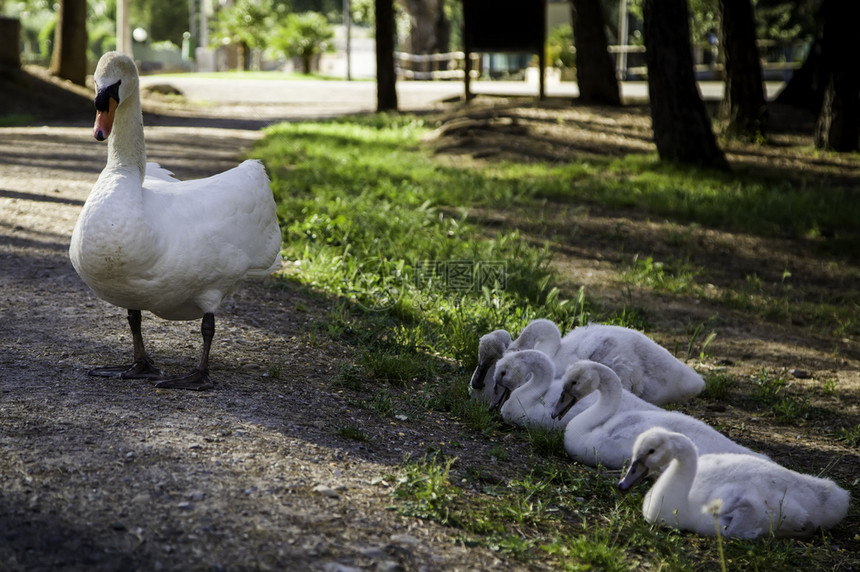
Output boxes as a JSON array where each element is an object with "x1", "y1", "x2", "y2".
[{"x1": 93, "y1": 80, "x2": 121, "y2": 141}]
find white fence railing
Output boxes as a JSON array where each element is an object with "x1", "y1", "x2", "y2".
[
  {"x1": 395, "y1": 40, "x2": 806, "y2": 82},
  {"x1": 394, "y1": 51, "x2": 480, "y2": 80}
]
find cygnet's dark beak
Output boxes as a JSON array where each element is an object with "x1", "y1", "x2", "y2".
[
  {"x1": 470, "y1": 360, "x2": 492, "y2": 390},
  {"x1": 618, "y1": 458, "x2": 648, "y2": 491},
  {"x1": 489, "y1": 386, "x2": 510, "y2": 411},
  {"x1": 551, "y1": 392, "x2": 577, "y2": 420}
]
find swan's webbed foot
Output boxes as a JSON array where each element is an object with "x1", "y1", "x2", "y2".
[
  {"x1": 154, "y1": 369, "x2": 213, "y2": 391},
  {"x1": 89, "y1": 359, "x2": 164, "y2": 379}
]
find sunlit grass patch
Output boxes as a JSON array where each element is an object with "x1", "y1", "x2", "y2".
[
  {"x1": 623, "y1": 253, "x2": 702, "y2": 293},
  {"x1": 256, "y1": 116, "x2": 610, "y2": 369}
]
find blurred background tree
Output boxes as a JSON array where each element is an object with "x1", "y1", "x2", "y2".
[
  {"x1": 211, "y1": 0, "x2": 277, "y2": 70},
  {"x1": 270, "y1": 11, "x2": 334, "y2": 74},
  {"x1": 546, "y1": 24, "x2": 574, "y2": 71}
]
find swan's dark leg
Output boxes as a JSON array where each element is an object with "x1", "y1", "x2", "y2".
[
  {"x1": 89, "y1": 309, "x2": 164, "y2": 379},
  {"x1": 155, "y1": 313, "x2": 214, "y2": 391}
]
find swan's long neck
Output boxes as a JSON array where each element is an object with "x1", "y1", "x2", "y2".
[
  {"x1": 514, "y1": 354, "x2": 554, "y2": 403},
  {"x1": 643, "y1": 445, "x2": 698, "y2": 524},
  {"x1": 576, "y1": 368, "x2": 623, "y2": 431},
  {"x1": 526, "y1": 353, "x2": 555, "y2": 391},
  {"x1": 106, "y1": 89, "x2": 146, "y2": 180},
  {"x1": 512, "y1": 321, "x2": 561, "y2": 356}
]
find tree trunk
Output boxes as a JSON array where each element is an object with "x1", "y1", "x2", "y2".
[
  {"x1": 571, "y1": 0, "x2": 620, "y2": 105},
  {"x1": 50, "y1": 0, "x2": 87, "y2": 86},
  {"x1": 398, "y1": 0, "x2": 449, "y2": 54},
  {"x1": 720, "y1": 0, "x2": 767, "y2": 141},
  {"x1": 0, "y1": 17, "x2": 21, "y2": 68},
  {"x1": 813, "y1": 0, "x2": 860, "y2": 152},
  {"x1": 375, "y1": 0, "x2": 398, "y2": 112},
  {"x1": 773, "y1": 33, "x2": 824, "y2": 113},
  {"x1": 643, "y1": 0, "x2": 727, "y2": 169}
]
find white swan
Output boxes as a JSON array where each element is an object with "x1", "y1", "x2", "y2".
[
  {"x1": 551, "y1": 360, "x2": 767, "y2": 469},
  {"x1": 618, "y1": 427, "x2": 850, "y2": 538},
  {"x1": 69, "y1": 52, "x2": 282, "y2": 390},
  {"x1": 508, "y1": 319, "x2": 704, "y2": 405}
]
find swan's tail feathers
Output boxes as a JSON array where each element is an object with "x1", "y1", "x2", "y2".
[
  {"x1": 245, "y1": 250, "x2": 284, "y2": 279},
  {"x1": 238, "y1": 158, "x2": 272, "y2": 185},
  {"x1": 817, "y1": 481, "x2": 850, "y2": 530},
  {"x1": 230, "y1": 159, "x2": 282, "y2": 279}
]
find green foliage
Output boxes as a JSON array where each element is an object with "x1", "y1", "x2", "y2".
[
  {"x1": 36, "y1": 15, "x2": 54, "y2": 61},
  {"x1": 834, "y1": 424, "x2": 860, "y2": 448},
  {"x1": 752, "y1": 369, "x2": 788, "y2": 403},
  {"x1": 685, "y1": 322, "x2": 717, "y2": 362},
  {"x1": 270, "y1": 11, "x2": 334, "y2": 74},
  {"x1": 624, "y1": 254, "x2": 700, "y2": 294},
  {"x1": 626, "y1": 0, "x2": 819, "y2": 48},
  {"x1": 130, "y1": 0, "x2": 188, "y2": 45},
  {"x1": 359, "y1": 347, "x2": 433, "y2": 386},
  {"x1": 546, "y1": 24, "x2": 575, "y2": 69},
  {"x1": 212, "y1": 0, "x2": 276, "y2": 51},
  {"x1": 392, "y1": 453, "x2": 462, "y2": 526},
  {"x1": 756, "y1": 0, "x2": 821, "y2": 44},
  {"x1": 348, "y1": 0, "x2": 374, "y2": 26},
  {"x1": 703, "y1": 371, "x2": 735, "y2": 400},
  {"x1": 525, "y1": 425, "x2": 566, "y2": 458},
  {"x1": 751, "y1": 369, "x2": 811, "y2": 423}
]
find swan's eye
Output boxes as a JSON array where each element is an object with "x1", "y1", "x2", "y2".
[
  {"x1": 499, "y1": 371, "x2": 506, "y2": 378},
  {"x1": 648, "y1": 448, "x2": 655, "y2": 455},
  {"x1": 95, "y1": 80, "x2": 122, "y2": 111}
]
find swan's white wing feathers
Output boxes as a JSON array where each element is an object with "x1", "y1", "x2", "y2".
[
  {"x1": 693, "y1": 453, "x2": 849, "y2": 538},
  {"x1": 145, "y1": 162, "x2": 180, "y2": 182},
  {"x1": 135, "y1": 159, "x2": 281, "y2": 319},
  {"x1": 559, "y1": 324, "x2": 704, "y2": 404}
]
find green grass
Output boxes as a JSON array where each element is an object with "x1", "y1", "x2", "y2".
[
  {"x1": 253, "y1": 113, "x2": 858, "y2": 571},
  {"x1": 542, "y1": 154, "x2": 860, "y2": 241},
  {"x1": 703, "y1": 371, "x2": 736, "y2": 400},
  {"x1": 835, "y1": 424, "x2": 860, "y2": 448},
  {"x1": 624, "y1": 253, "x2": 701, "y2": 294},
  {"x1": 0, "y1": 113, "x2": 37, "y2": 126},
  {"x1": 337, "y1": 425, "x2": 368, "y2": 441},
  {"x1": 256, "y1": 115, "x2": 614, "y2": 369},
  {"x1": 388, "y1": 452, "x2": 855, "y2": 570}
]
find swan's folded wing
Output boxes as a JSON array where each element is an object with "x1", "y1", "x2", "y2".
[
  {"x1": 142, "y1": 159, "x2": 281, "y2": 281},
  {"x1": 717, "y1": 494, "x2": 763, "y2": 538},
  {"x1": 145, "y1": 162, "x2": 180, "y2": 182}
]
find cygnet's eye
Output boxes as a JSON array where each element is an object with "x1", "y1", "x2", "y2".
[
  {"x1": 648, "y1": 448, "x2": 655, "y2": 455},
  {"x1": 499, "y1": 371, "x2": 506, "y2": 378}
]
